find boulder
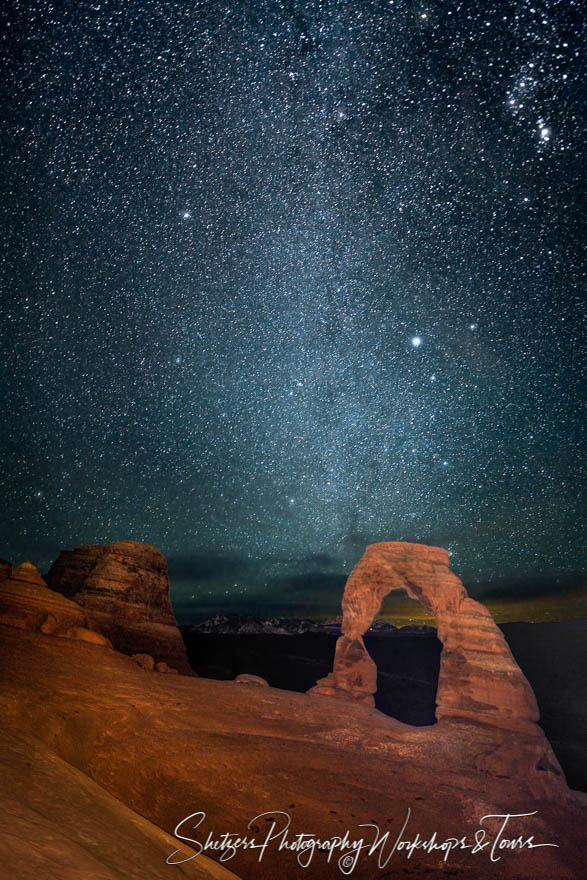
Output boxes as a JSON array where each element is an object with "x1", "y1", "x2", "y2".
[
  {"x1": 45, "y1": 542, "x2": 191, "y2": 674},
  {"x1": 39, "y1": 613, "x2": 59, "y2": 634},
  {"x1": 235, "y1": 673, "x2": 269, "y2": 687},
  {"x1": 61, "y1": 626, "x2": 112, "y2": 647},
  {"x1": 132, "y1": 653, "x2": 155, "y2": 671}
]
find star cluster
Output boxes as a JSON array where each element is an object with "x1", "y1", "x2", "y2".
[{"x1": 0, "y1": 0, "x2": 584, "y2": 613}]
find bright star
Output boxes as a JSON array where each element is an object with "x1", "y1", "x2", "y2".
[{"x1": 411, "y1": 336, "x2": 422, "y2": 347}]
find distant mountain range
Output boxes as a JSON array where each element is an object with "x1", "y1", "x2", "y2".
[{"x1": 182, "y1": 613, "x2": 436, "y2": 636}]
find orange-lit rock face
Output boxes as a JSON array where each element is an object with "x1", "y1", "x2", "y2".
[
  {"x1": 309, "y1": 542, "x2": 540, "y2": 728},
  {"x1": 45, "y1": 542, "x2": 191, "y2": 673},
  {"x1": 0, "y1": 561, "x2": 89, "y2": 635}
]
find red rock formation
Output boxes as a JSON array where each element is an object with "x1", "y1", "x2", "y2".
[
  {"x1": 45, "y1": 542, "x2": 191, "y2": 673},
  {"x1": 308, "y1": 542, "x2": 540, "y2": 729},
  {"x1": 0, "y1": 561, "x2": 89, "y2": 634},
  {"x1": 306, "y1": 542, "x2": 568, "y2": 788}
]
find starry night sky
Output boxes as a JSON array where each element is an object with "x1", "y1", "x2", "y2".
[{"x1": 1, "y1": 0, "x2": 584, "y2": 619}]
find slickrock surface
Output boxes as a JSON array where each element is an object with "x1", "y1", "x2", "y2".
[
  {"x1": 0, "y1": 726, "x2": 240, "y2": 880},
  {"x1": 1, "y1": 623, "x2": 585, "y2": 880},
  {"x1": 309, "y1": 542, "x2": 539, "y2": 728},
  {"x1": 45, "y1": 541, "x2": 191, "y2": 673},
  {"x1": 0, "y1": 561, "x2": 89, "y2": 634}
]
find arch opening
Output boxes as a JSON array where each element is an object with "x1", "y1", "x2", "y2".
[{"x1": 369, "y1": 591, "x2": 441, "y2": 726}]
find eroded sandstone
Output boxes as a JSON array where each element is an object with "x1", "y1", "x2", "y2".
[
  {"x1": 307, "y1": 542, "x2": 565, "y2": 785},
  {"x1": 45, "y1": 541, "x2": 191, "y2": 673},
  {"x1": 0, "y1": 561, "x2": 89, "y2": 635},
  {"x1": 309, "y1": 542, "x2": 539, "y2": 726}
]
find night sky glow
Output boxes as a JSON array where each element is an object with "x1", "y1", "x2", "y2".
[{"x1": 1, "y1": 1, "x2": 584, "y2": 618}]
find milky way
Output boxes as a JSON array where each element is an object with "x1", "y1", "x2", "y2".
[{"x1": 0, "y1": 1, "x2": 584, "y2": 614}]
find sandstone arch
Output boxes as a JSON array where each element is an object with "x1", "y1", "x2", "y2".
[{"x1": 308, "y1": 542, "x2": 539, "y2": 729}]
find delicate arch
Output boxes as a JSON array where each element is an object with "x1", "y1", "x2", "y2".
[{"x1": 308, "y1": 542, "x2": 539, "y2": 729}]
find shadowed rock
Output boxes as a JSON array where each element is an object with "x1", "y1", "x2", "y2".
[
  {"x1": 45, "y1": 542, "x2": 191, "y2": 673},
  {"x1": 0, "y1": 559, "x2": 11, "y2": 583}
]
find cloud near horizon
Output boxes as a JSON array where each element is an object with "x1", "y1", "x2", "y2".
[{"x1": 168, "y1": 549, "x2": 585, "y2": 624}]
